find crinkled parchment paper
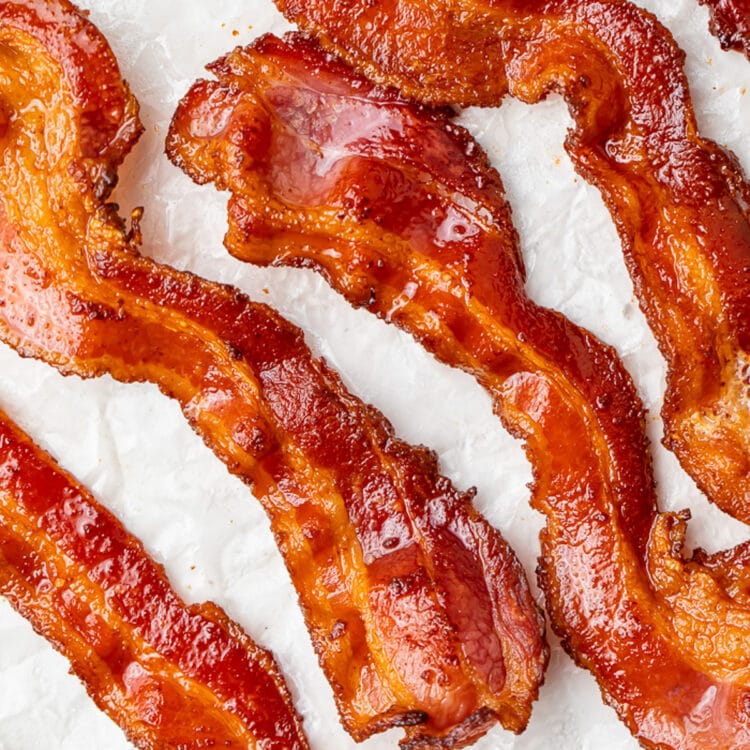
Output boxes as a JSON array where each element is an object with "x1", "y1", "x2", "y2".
[{"x1": 0, "y1": 1, "x2": 748, "y2": 748}]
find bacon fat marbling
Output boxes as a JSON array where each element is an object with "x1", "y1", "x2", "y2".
[
  {"x1": 272, "y1": 0, "x2": 750, "y2": 525},
  {"x1": 0, "y1": 408, "x2": 309, "y2": 749},
  {"x1": 167, "y1": 32, "x2": 750, "y2": 749},
  {"x1": 0, "y1": 2, "x2": 547, "y2": 747}
]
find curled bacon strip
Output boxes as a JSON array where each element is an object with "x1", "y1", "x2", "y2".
[
  {"x1": 272, "y1": 0, "x2": 750, "y2": 523},
  {"x1": 0, "y1": 2, "x2": 547, "y2": 746},
  {"x1": 0, "y1": 408, "x2": 309, "y2": 749},
  {"x1": 700, "y1": 0, "x2": 750, "y2": 58},
  {"x1": 167, "y1": 32, "x2": 750, "y2": 748}
]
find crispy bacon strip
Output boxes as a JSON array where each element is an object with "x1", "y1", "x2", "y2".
[
  {"x1": 700, "y1": 0, "x2": 750, "y2": 58},
  {"x1": 271, "y1": 0, "x2": 750, "y2": 524},
  {"x1": 166, "y1": 32, "x2": 750, "y2": 748},
  {"x1": 0, "y1": 2, "x2": 547, "y2": 746},
  {"x1": 0, "y1": 408, "x2": 309, "y2": 749}
]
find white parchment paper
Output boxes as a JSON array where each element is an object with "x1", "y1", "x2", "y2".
[{"x1": 0, "y1": 1, "x2": 748, "y2": 748}]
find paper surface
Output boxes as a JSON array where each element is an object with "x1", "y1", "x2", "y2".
[{"x1": 0, "y1": 1, "x2": 748, "y2": 748}]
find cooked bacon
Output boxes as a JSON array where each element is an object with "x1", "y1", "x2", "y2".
[
  {"x1": 0, "y1": 2, "x2": 547, "y2": 746},
  {"x1": 166, "y1": 31, "x2": 750, "y2": 748},
  {"x1": 0, "y1": 408, "x2": 309, "y2": 749},
  {"x1": 271, "y1": 0, "x2": 750, "y2": 525},
  {"x1": 700, "y1": 0, "x2": 750, "y2": 58}
]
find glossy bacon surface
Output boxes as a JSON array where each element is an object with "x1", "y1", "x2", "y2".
[
  {"x1": 0, "y1": 408, "x2": 309, "y2": 749},
  {"x1": 0, "y1": 2, "x2": 547, "y2": 746},
  {"x1": 273, "y1": 0, "x2": 750, "y2": 524},
  {"x1": 700, "y1": 0, "x2": 750, "y2": 58},
  {"x1": 167, "y1": 32, "x2": 750, "y2": 748}
]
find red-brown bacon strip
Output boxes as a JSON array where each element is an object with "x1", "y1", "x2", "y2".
[
  {"x1": 700, "y1": 0, "x2": 750, "y2": 59},
  {"x1": 271, "y1": 0, "x2": 750, "y2": 524},
  {"x1": 0, "y1": 2, "x2": 547, "y2": 746},
  {"x1": 0, "y1": 408, "x2": 309, "y2": 749},
  {"x1": 167, "y1": 32, "x2": 750, "y2": 748}
]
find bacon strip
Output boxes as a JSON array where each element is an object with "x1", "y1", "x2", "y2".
[
  {"x1": 271, "y1": 0, "x2": 750, "y2": 524},
  {"x1": 0, "y1": 408, "x2": 309, "y2": 749},
  {"x1": 700, "y1": 0, "x2": 750, "y2": 58},
  {"x1": 166, "y1": 32, "x2": 750, "y2": 748},
  {"x1": 0, "y1": 2, "x2": 547, "y2": 746}
]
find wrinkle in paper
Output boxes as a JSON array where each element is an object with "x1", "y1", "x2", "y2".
[{"x1": 0, "y1": 1, "x2": 748, "y2": 749}]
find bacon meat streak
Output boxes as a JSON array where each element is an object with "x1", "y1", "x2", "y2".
[
  {"x1": 0, "y1": 2, "x2": 547, "y2": 746},
  {"x1": 700, "y1": 0, "x2": 750, "y2": 58},
  {"x1": 0, "y1": 409, "x2": 309, "y2": 749},
  {"x1": 271, "y1": 0, "x2": 750, "y2": 524},
  {"x1": 167, "y1": 33, "x2": 750, "y2": 749}
]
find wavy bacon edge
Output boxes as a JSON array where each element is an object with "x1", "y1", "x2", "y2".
[
  {"x1": 271, "y1": 0, "x2": 750, "y2": 526},
  {"x1": 167, "y1": 31, "x2": 750, "y2": 749},
  {"x1": 0, "y1": 407, "x2": 310, "y2": 749},
  {"x1": 0, "y1": 1, "x2": 547, "y2": 747},
  {"x1": 700, "y1": 0, "x2": 750, "y2": 58}
]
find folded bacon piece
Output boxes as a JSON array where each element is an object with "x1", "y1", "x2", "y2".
[
  {"x1": 271, "y1": 0, "x2": 750, "y2": 524},
  {"x1": 0, "y1": 2, "x2": 547, "y2": 746},
  {"x1": 700, "y1": 0, "x2": 750, "y2": 58},
  {"x1": 167, "y1": 32, "x2": 750, "y2": 748},
  {"x1": 0, "y1": 408, "x2": 309, "y2": 749}
]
